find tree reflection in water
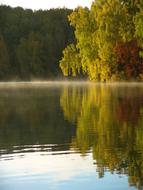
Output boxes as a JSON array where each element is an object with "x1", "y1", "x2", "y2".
[{"x1": 60, "y1": 84, "x2": 143, "y2": 189}]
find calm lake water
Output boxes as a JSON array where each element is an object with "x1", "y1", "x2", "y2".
[{"x1": 0, "y1": 82, "x2": 143, "y2": 190}]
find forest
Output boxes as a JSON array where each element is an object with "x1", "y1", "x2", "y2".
[
  {"x1": 1, "y1": 1, "x2": 143, "y2": 82},
  {"x1": 60, "y1": 0, "x2": 143, "y2": 81},
  {"x1": 0, "y1": 5, "x2": 74, "y2": 80}
]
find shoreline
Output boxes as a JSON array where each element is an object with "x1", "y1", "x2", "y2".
[{"x1": 0, "y1": 80, "x2": 142, "y2": 87}]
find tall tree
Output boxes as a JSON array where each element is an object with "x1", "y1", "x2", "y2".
[
  {"x1": 16, "y1": 32, "x2": 43, "y2": 79},
  {"x1": 60, "y1": 0, "x2": 143, "y2": 81},
  {"x1": 0, "y1": 34, "x2": 10, "y2": 79}
]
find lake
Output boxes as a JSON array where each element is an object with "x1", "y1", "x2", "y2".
[{"x1": 0, "y1": 82, "x2": 143, "y2": 190}]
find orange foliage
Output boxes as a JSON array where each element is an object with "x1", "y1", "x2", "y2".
[
  {"x1": 115, "y1": 40, "x2": 143, "y2": 79},
  {"x1": 116, "y1": 96, "x2": 141, "y2": 126}
]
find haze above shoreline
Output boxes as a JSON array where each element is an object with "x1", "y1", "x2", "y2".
[{"x1": 0, "y1": 81, "x2": 142, "y2": 87}]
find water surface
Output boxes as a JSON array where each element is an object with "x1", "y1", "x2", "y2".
[{"x1": 0, "y1": 82, "x2": 143, "y2": 190}]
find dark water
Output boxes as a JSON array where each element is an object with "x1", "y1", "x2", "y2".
[{"x1": 0, "y1": 82, "x2": 143, "y2": 190}]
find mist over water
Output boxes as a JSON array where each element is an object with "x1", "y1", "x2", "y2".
[
  {"x1": 0, "y1": 80, "x2": 142, "y2": 87},
  {"x1": 0, "y1": 81, "x2": 143, "y2": 190}
]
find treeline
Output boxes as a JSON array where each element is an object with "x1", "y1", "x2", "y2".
[
  {"x1": 60, "y1": 0, "x2": 143, "y2": 81},
  {"x1": 0, "y1": 5, "x2": 74, "y2": 80}
]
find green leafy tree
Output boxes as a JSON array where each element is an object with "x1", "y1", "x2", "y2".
[
  {"x1": 60, "y1": 0, "x2": 143, "y2": 81},
  {"x1": 16, "y1": 32, "x2": 43, "y2": 79},
  {"x1": 0, "y1": 34, "x2": 10, "y2": 79},
  {"x1": 60, "y1": 43, "x2": 81, "y2": 76}
]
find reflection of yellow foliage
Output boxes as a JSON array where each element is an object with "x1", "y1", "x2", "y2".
[
  {"x1": 60, "y1": 87, "x2": 83, "y2": 123},
  {"x1": 60, "y1": 84, "x2": 143, "y2": 189}
]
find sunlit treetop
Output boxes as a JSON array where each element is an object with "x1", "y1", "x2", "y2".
[{"x1": 60, "y1": 0, "x2": 143, "y2": 81}]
